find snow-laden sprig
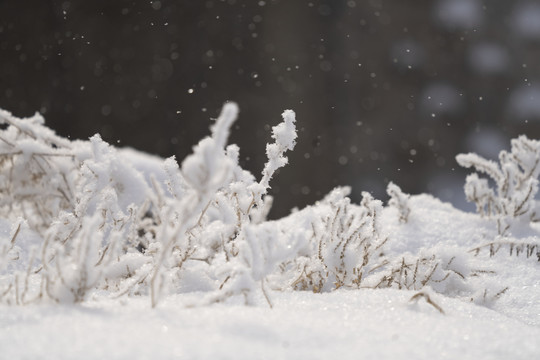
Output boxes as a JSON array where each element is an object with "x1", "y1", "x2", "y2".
[
  {"x1": 181, "y1": 103, "x2": 238, "y2": 194},
  {"x1": 0, "y1": 109, "x2": 72, "y2": 149},
  {"x1": 248, "y1": 110, "x2": 297, "y2": 211},
  {"x1": 163, "y1": 156, "x2": 187, "y2": 200},
  {"x1": 457, "y1": 135, "x2": 540, "y2": 233},
  {"x1": 191, "y1": 110, "x2": 299, "y2": 306},
  {"x1": 150, "y1": 102, "x2": 239, "y2": 307},
  {"x1": 259, "y1": 109, "x2": 297, "y2": 189},
  {"x1": 387, "y1": 182, "x2": 411, "y2": 223}
]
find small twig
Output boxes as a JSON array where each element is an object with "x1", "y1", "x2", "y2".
[
  {"x1": 0, "y1": 134, "x2": 14, "y2": 147},
  {"x1": 410, "y1": 291, "x2": 445, "y2": 314},
  {"x1": 0, "y1": 115, "x2": 37, "y2": 139},
  {"x1": 10, "y1": 222, "x2": 21, "y2": 245},
  {"x1": 261, "y1": 278, "x2": 273, "y2": 309}
]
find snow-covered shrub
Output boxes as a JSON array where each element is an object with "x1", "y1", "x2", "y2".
[
  {"x1": 97, "y1": 103, "x2": 298, "y2": 307},
  {"x1": 285, "y1": 187, "x2": 389, "y2": 292},
  {"x1": 371, "y1": 250, "x2": 469, "y2": 295},
  {"x1": 146, "y1": 103, "x2": 241, "y2": 307},
  {"x1": 0, "y1": 105, "x2": 537, "y2": 310},
  {"x1": 35, "y1": 134, "x2": 149, "y2": 303},
  {"x1": 0, "y1": 110, "x2": 157, "y2": 303},
  {"x1": 202, "y1": 221, "x2": 307, "y2": 307},
  {"x1": 195, "y1": 108, "x2": 299, "y2": 306},
  {"x1": 457, "y1": 135, "x2": 540, "y2": 235},
  {"x1": 0, "y1": 109, "x2": 77, "y2": 232}
]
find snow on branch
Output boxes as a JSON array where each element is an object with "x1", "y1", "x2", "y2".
[
  {"x1": 457, "y1": 135, "x2": 540, "y2": 234},
  {"x1": 259, "y1": 109, "x2": 297, "y2": 190},
  {"x1": 247, "y1": 109, "x2": 297, "y2": 219},
  {"x1": 387, "y1": 182, "x2": 411, "y2": 223}
]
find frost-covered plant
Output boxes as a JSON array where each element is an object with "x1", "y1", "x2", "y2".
[
  {"x1": 288, "y1": 187, "x2": 389, "y2": 292},
  {"x1": 457, "y1": 135, "x2": 540, "y2": 234},
  {"x1": 101, "y1": 103, "x2": 299, "y2": 307},
  {"x1": 198, "y1": 108, "x2": 299, "y2": 306},
  {"x1": 203, "y1": 221, "x2": 306, "y2": 307},
  {"x1": 371, "y1": 251, "x2": 469, "y2": 294},
  {"x1": 40, "y1": 135, "x2": 148, "y2": 303},
  {"x1": 0, "y1": 109, "x2": 156, "y2": 304},
  {"x1": 0, "y1": 109, "x2": 76, "y2": 232},
  {"x1": 147, "y1": 103, "x2": 240, "y2": 307},
  {"x1": 387, "y1": 182, "x2": 410, "y2": 223},
  {"x1": 249, "y1": 109, "x2": 297, "y2": 216},
  {"x1": 1, "y1": 105, "x2": 533, "y2": 309}
]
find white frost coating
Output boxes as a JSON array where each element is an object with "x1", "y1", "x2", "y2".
[
  {"x1": 387, "y1": 182, "x2": 410, "y2": 223},
  {"x1": 181, "y1": 102, "x2": 238, "y2": 192},
  {"x1": 210, "y1": 102, "x2": 239, "y2": 149},
  {"x1": 457, "y1": 135, "x2": 540, "y2": 234},
  {"x1": 259, "y1": 109, "x2": 297, "y2": 190},
  {"x1": 456, "y1": 152, "x2": 502, "y2": 183},
  {"x1": 163, "y1": 156, "x2": 186, "y2": 199},
  {"x1": 272, "y1": 109, "x2": 297, "y2": 151}
]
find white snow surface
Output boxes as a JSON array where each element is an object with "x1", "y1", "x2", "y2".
[{"x1": 1, "y1": 289, "x2": 538, "y2": 360}]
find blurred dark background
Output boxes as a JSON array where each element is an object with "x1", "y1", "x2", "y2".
[{"x1": 1, "y1": 0, "x2": 540, "y2": 217}]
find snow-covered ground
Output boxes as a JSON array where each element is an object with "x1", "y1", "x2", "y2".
[
  {"x1": 2, "y1": 288, "x2": 539, "y2": 360},
  {"x1": 1, "y1": 194, "x2": 538, "y2": 360},
  {"x1": 0, "y1": 106, "x2": 539, "y2": 359}
]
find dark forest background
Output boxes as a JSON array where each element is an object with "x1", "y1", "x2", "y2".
[{"x1": 1, "y1": 0, "x2": 540, "y2": 217}]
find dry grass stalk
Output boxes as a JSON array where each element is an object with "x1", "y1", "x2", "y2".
[
  {"x1": 470, "y1": 239, "x2": 540, "y2": 261},
  {"x1": 409, "y1": 291, "x2": 445, "y2": 314}
]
